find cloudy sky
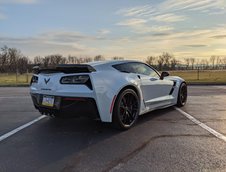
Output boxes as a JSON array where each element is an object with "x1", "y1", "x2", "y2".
[{"x1": 0, "y1": 0, "x2": 226, "y2": 60}]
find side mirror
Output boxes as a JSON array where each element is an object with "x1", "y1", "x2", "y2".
[{"x1": 160, "y1": 71, "x2": 169, "y2": 80}]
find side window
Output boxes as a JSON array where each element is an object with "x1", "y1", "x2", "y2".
[
  {"x1": 132, "y1": 63, "x2": 160, "y2": 78},
  {"x1": 113, "y1": 62, "x2": 159, "y2": 78},
  {"x1": 112, "y1": 63, "x2": 135, "y2": 73}
]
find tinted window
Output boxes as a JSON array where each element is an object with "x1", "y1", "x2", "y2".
[
  {"x1": 113, "y1": 63, "x2": 135, "y2": 73},
  {"x1": 113, "y1": 62, "x2": 159, "y2": 77},
  {"x1": 131, "y1": 63, "x2": 159, "y2": 77}
]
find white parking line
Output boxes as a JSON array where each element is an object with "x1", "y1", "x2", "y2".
[
  {"x1": 0, "y1": 115, "x2": 46, "y2": 142},
  {"x1": 175, "y1": 107, "x2": 226, "y2": 143}
]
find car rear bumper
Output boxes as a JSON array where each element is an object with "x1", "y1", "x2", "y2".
[{"x1": 31, "y1": 93, "x2": 100, "y2": 119}]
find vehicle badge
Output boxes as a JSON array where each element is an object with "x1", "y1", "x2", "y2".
[{"x1": 44, "y1": 78, "x2": 50, "y2": 84}]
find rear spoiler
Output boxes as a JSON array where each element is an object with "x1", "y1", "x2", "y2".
[{"x1": 33, "y1": 64, "x2": 96, "y2": 74}]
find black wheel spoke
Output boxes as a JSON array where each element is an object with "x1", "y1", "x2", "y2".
[
  {"x1": 119, "y1": 92, "x2": 139, "y2": 126},
  {"x1": 122, "y1": 97, "x2": 127, "y2": 106},
  {"x1": 127, "y1": 109, "x2": 133, "y2": 120},
  {"x1": 180, "y1": 84, "x2": 187, "y2": 104}
]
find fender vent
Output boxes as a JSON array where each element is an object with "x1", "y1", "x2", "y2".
[{"x1": 169, "y1": 81, "x2": 176, "y2": 95}]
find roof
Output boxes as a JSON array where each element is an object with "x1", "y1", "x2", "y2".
[{"x1": 87, "y1": 60, "x2": 140, "y2": 68}]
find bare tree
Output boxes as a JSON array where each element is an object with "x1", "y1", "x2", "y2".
[
  {"x1": 34, "y1": 56, "x2": 43, "y2": 65},
  {"x1": 222, "y1": 57, "x2": 226, "y2": 69},
  {"x1": 189, "y1": 58, "x2": 195, "y2": 70},
  {"x1": 112, "y1": 56, "x2": 124, "y2": 60},
  {"x1": 17, "y1": 56, "x2": 30, "y2": 74},
  {"x1": 145, "y1": 56, "x2": 156, "y2": 66},
  {"x1": 83, "y1": 57, "x2": 92, "y2": 63},
  {"x1": 162, "y1": 52, "x2": 172, "y2": 70},
  {"x1": 9, "y1": 48, "x2": 22, "y2": 72},
  {"x1": 42, "y1": 54, "x2": 66, "y2": 67},
  {"x1": 157, "y1": 55, "x2": 164, "y2": 71},
  {"x1": 0, "y1": 45, "x2": 9, "y2": 72},
  {"x1": 170, "y1": 57, "x2": 178, "y2": 70},
  {"x1": 210, "y1": 56, "x2": 216, "y2": 69},
  {"x1": 216, "y1": 56, "x2": 221, "y2": 69},
  {"x1": 67, "y1": 55, "x2": 78, "y2": 64},
  {"x1": 94, "y1": 55, "x2": 105, "y2": 61},
  {"x1": 0, "y1": 46, "x2": 31, "y2": 73},
  {"x1": 184, "y1": 58, "x2": 190, "y2": 70}
]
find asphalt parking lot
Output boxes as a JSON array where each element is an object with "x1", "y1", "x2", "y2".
[{"x1": 0, "y1": 86, "x2": 226, "y2": 172}]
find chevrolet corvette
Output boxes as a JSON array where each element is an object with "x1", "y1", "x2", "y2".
[{"x1": 30, "y1": 60, "x2": 187, "y2": 129}]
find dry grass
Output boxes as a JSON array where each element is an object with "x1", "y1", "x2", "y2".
[
  {"x1": 0, "y1": 70, "x2": 226, "y2": 85},
  {"x1": 0, "y1": 73, "x2": 32, "y2": 85},
  {"x1": 170, "y1": 70, "x2": 226, "y2": 83}
]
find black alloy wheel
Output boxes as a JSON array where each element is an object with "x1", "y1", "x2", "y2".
[
  {"x1": 113, "y1": 89, "x2": 139, "y2": 130},
  {"x1": 177, "y1": 82, "x2": 187, "y2": 107}
]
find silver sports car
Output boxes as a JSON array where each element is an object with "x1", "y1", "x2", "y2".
[{"x1": 30, "y1": 60, "x2": 187, "y2": 129}]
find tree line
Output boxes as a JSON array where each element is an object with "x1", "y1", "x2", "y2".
[
  {"x1": 0, "y1": 45, "x2": 226, "y2": 73},
  {"x1": 0, "y1": 46, "x2": 115, "y2": 73},
  {"x1": 145, "y1": 53, "x2": 226, "y2": 70},
  {"x1": 0, "y1": 46, "x2": 32, "y2": 73}
]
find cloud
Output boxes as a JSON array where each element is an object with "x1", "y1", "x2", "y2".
[
  {"x1": 135, "y1": 25, "x2": 174, "y2": 33},
  {"x1": 116, "y1": 17, "x2": 174, "y2": 34},
  {"x1": 39, "y1": 31, "x2": 89, "y2": 43},
  {"x1": 116, "y1": 5, "x2": 156, "y2": 17},
  {"x1": 115, "y1": 2, "x2": 188, "y2": 38},
  {"x1": 98, "y1": 29, "x2": 111, "y2": 35},
  {"x1": 160, "y1": 0, "x2": 225, "y2": 12},
  {"x1": 209, "y1": 10, "x2": 226, "y2": 15},
  {"x1": 0, "y1": 31, "x2": 99, "y2": 57},
  {"x1": 210, "y1": 35, "x2": 226, "y2": 39},
  {"x1": 1, "y1": 23, "x2": 226, "y2": 60},
  {"x1": 152, "y1": 13, "x2": 187, "y2": 22},
  {"x1": 116, "y1": 18, "x2": 147, "y2": 26},
  {"x1": 0, "y1": 0, "x2": 37, "y2": 4},
  {"x1": 185, "y1": 44, "x2": 208, "y2": 47},
  {"x1": 152, "y1": 33, "x2": 171, "y2": 37},
  {"x1": 116, "y1": 0, "x2": 225, "y2": 26}
]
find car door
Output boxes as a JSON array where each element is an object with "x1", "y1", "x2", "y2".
[{"x1": 130, "y1": 62, "x2": 174, "y2": 107}]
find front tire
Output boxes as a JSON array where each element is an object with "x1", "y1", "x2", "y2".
[
  {"x1": 112, "y1": 89, "x2": 139, "y2": 130},
  {"x1": 177, "y1": 82, "x2": 187, "y2": 107}
]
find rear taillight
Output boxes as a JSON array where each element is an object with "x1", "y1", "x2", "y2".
[
  {"x1": 60, "y1": 75, "x2": 89, "y2": 84},
  {"x1": 60, "y1": 75, "x2": 93, "y2": 90},
  {"x1": 30, "y1": 75, "x2": 38, "y2": 85}
]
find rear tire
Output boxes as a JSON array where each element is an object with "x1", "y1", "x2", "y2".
[
  {"x1": 177, "y1": 82, "x2": 187, "y2": 107},
  {"x1": 112, "y1": 89, "x2": 139, "y2": 130}
]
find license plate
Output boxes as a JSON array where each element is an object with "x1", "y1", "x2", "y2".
[{"x1": 42, "y1": 95, "x2": 55, "y2": 107}]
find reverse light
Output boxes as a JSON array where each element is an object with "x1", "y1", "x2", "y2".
[{"x1": 60, "y1": 75, "x2": 89, "y2": 84}]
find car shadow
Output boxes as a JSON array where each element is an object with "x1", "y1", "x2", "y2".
[{"x1": 12, "y1": 107, "x2": 177, "y2": 171}]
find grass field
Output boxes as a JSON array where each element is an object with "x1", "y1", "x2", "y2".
[
  {"x1": 0, "y1": 70, "x2": 226, "y2": 86},
  {"x1": 0, "y1": 73, "x2": 32, "y2": 86},
  {"x1": 170, "y1": 70, "x2": 226, "y2": 83}
]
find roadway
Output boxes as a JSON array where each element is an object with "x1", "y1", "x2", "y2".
[{"x1": 0, "y1": 86, "x2": 226, "y2": 172}]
